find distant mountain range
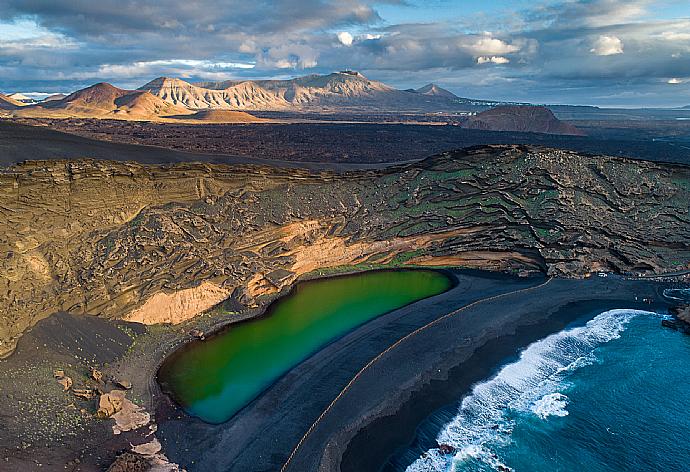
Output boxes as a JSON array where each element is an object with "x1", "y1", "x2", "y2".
[
  {"x1": 2, "y1": 71, "x2": 585, "y2": 134},
  {"x1": 138, "y1": 71, "x2": 468, "y2": 112},
  {"x1": 6, "y1": 82, "x2": 261, "y2": 123}
]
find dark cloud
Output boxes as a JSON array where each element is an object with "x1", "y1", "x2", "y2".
[{"x1": 0, "y1": 0, "x2": 688, "y2": 106}]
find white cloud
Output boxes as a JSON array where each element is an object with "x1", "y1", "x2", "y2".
[
  {"x1": 477, "y1": 56, "x2": 510, "y2": 64},
  {"x1": 590, "y1": 35, "x2": 624, "y2": 56},
  {"x1": 337, "y1": 31, "x2": 354, "y2": 46},
  {"x1": 660, "y1": 31, "x2": 690, "y2": 42},
  {"x1": 668, "y1": 78, "x2": 683, "y2": 84},
  {"x1": 470, "y1": 35, "x2": 520, "y2": 55}
]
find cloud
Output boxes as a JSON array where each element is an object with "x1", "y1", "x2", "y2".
[
  {"x1": 667, "y1": 78, "x2": 683, "y2": 84},
  {"x1": 590, "y1": 35, "x2": 624, "y2": 55},
  {"x1": 1, "y1": 0, "x2": 689, "y2": 106},
  {"x1": 477, "y1": 56, "x2": 510, "y2": 64},
  {"x1": 337, "y1": 31, "x2": 354, "y2": 46}
]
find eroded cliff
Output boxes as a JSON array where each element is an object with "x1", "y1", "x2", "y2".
[{"x1": 1, "y1": 145, "x2": 688, "y2": 356}]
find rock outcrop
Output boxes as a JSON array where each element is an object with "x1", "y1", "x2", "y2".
[{"x1": 0, "y1": 145, "x2": 688, "y2": 356}]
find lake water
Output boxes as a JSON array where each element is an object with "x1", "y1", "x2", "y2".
[{"x1": 158, "y1": 269, "x2": 453, "y2": 423}]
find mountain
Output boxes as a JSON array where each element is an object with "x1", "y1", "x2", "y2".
[
  {"x1": 416, "y1": 83, "x2": 458, "y2": 100},
  {"x1": 43, "y1": 93, "x2": 67, "y2": 102},
  {"x1": 140, "y1": 77, "x2": 287, "y2": 110},
  {"x1": 12, "y1": 82, "x2": 193, "y2": 120},
  {"x1": 7, "y1": 92, "x2": 36, "y2": 104},
  {"x1": 174, "y1": 109, "x2": 264, "y2": 123},
  {"x1": 463, "y1": 105, "x2": 586, "y2": 136},
  {"x1": 0, "y1": 93, "x2": 23, "y2": 110},
  {"x1": 144, "y1": 71, "x2": 467, "y2": 111}
]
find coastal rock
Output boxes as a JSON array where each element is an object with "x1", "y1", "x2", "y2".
[
  {"x1": 670, "y1": 305, "x2": 690, "y2": 324},
  {"x1": 438, "y1": 443, "x2": 456, "y2": 455},
  {"x1": 664, "y1": 306, "x2": 690, "y2": 334}
]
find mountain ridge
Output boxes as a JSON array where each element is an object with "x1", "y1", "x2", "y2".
[{"x1": 141, "y1": 71, "x2": 466, "y2": 111}]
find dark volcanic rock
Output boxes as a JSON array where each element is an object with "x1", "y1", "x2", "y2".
[
  {"x1": 464, "y1": 106, "x2": 586, "y2": 136},
  {"x1": 438, "y1": 443, "x2": 456, "y2": 455},
  {"x1": 665, "y1": 305, "x2": 690, "y2": 334},
  {"x1": 106, "y1": 452, "x2": 150, "y2": 472}
]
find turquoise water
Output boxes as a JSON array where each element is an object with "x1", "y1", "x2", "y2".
[{"x1": 403, "y1": 308, "x2": 690, "y2": 472}]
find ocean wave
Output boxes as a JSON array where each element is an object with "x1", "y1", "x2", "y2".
[
  {"x1": 663, "y1": 288, "x2": 690, "y2": 302},
  {"x1": 405, "y1": 309, "x2": 660, "y2": 472},
  {"x1": 531, "y1": 392, "x2": 568, "y2": 419}
]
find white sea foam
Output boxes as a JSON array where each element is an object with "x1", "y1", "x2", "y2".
[
  {"x1": 531, "y1": 392, "x2": 569, "y2": 419},
  {"x1": 406, "y1": 309, "x2": 660, "y2": 472},
  {"x1": 663, "y1": 288, "x2": 690, "y2": 302}
]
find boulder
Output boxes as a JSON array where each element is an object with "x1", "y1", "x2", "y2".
[
  {"x1": 131, "y1": 438, "x2": 162, "y2": 456},
  {"x1": 664, "y1": 305, "x2": 690, "y2": 334},
  {"x1": 97, "y1": 390, "x2": 126, "y2": 419},
  {"x1": 106, "y1": 452, "x2": 150, "y2": 472},
  {"x1": 57, "y1": 376, "x2": 73, "y2": 391},
  {"x1": 73, "y1": 388, "x2": 96, "y2": 400},
  {"x1": 91, "y1": 368, "x2": 104, "y2": 383},
  {"x1": 112, "y1": 398, "x2": 150, "y2": 434},
  {"x1": 189, "y1": 329, "x2": 205, "y2": 340},
  {"x1": 116, "y1": 379, "x2": 133, "y2": 390}
]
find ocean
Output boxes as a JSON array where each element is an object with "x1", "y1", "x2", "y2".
[{"x1": 394, "y1": 305, "x2": 690, "y2": 472}]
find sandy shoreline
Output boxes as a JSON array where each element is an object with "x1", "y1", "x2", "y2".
[{"x1": 153, "y1": 270, "x2": 673, "y2": 472}]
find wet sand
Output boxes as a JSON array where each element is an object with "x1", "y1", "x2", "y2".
[{"x1": 154, "y1": 271, "x2": 671, "y2": 472}]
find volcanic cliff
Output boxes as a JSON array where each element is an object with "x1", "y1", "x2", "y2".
[{"x1": 0, "y1": 145, "x2": 688, "y2": 356}]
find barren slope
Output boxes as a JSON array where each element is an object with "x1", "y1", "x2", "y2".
[
  {"x1": 0, "y1": 93, "x2": 23, "y2": 110},
  {"x1": 12, "y1": 83, "x2": 192, "y2": 120}
]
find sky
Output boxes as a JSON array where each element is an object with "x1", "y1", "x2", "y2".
[{"x1": 1, "y1": 0, "x2": 689, "y2": 107}]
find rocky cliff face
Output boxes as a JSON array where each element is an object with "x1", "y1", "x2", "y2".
[{"x1": 1, "y1": 145, "x2": 688, "y2": 356}]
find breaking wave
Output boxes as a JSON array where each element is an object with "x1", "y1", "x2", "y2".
[{"x1": 406, "y1": 309, "x2": 660, "y2": 472}]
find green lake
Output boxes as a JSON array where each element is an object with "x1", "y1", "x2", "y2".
[{"x1": 158, "y1": 269, "x2": 453, "y2": 423}]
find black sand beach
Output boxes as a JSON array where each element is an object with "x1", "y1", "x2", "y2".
[{"x1": 154, "y1": 270, "x2": 670, "y2": 472}]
